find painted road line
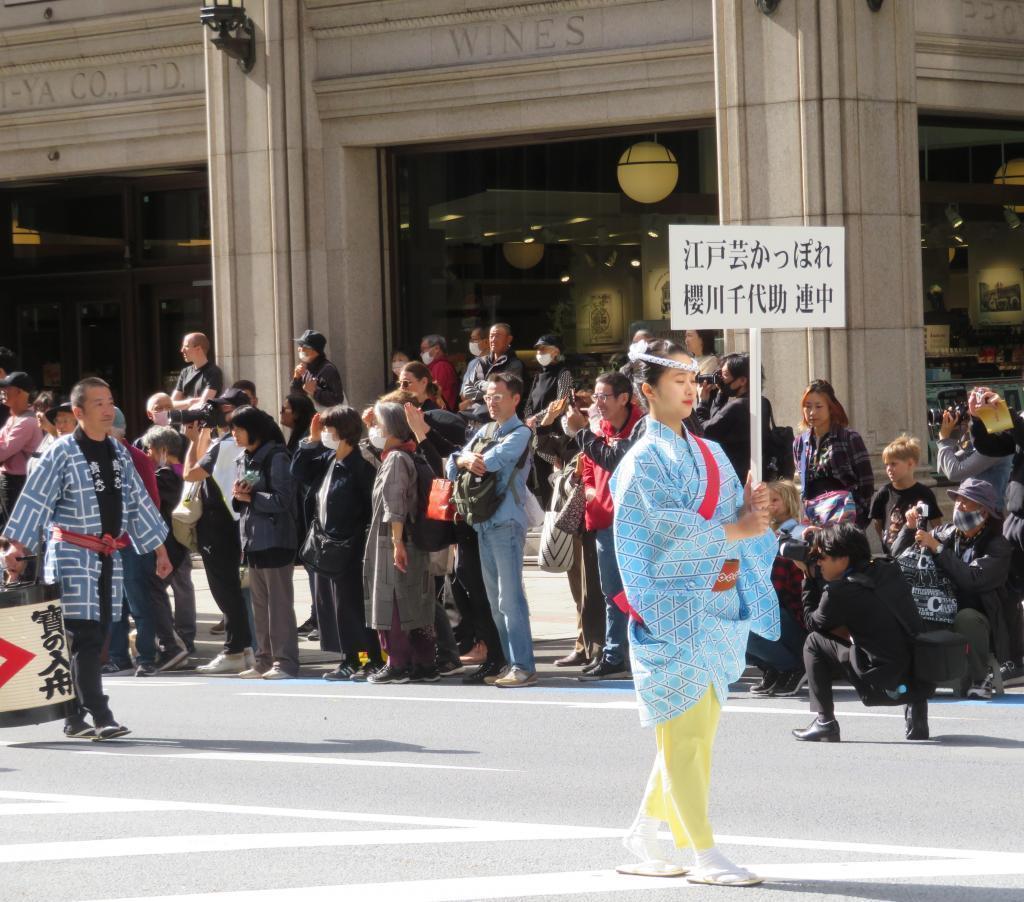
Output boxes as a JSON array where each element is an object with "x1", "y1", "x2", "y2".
[
  {"x1": 85, "y1": 855, "x2": 1024, "y2": 902},
  {"x1": 239, "y1": 692, "x2": 971, "y2": 720}
]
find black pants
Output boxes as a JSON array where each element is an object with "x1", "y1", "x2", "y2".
[
  {"x1": 198, "y1": 523, "x2": 252, "y2": 654},
  {"x1": 803, "y1": 631, "x2": 866, "y2": 718},
  {"x1": 64, "y1": 619, "x2": 113, "y2": 727},
  {"x1": 0, "y1": 472, "x2": 25, "y2": 529},
  {"x1": 452, "y1": 525, "x2": 505, "y2": 666},
  {"x1": 313, "y1": 565, "x2": 381, "y2": 664}
]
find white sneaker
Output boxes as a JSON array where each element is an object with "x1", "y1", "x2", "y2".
[
  {"x1": 196, "y1": 651, "x2": 248, "y2": 674},
  {"x1": 262, "y1": 666, "x2": 294, "y2": 680},
  {"x1": 238, "y1": 668, "x2": 266, "y2": 679}
]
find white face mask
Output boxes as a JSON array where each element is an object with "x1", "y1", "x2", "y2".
[
  {"x1": 392, "y1": 361, "x2": 406, "y2": 376},
  {"x1": 536, "y1": 352, "x2": 554, "y2": 367},
  {"x1": 298, "y1": 349, "x2": 313, "y2": 364},
  {"x1": 420, "y1": 350, "x2": 434, "y2": 365},
  {"x1": 321, "y1": 432, "x2": 340, "y2": 451},
  {"x1": 368, "y1": 426, "x2": 387, "y2": 450},
  {"x1": 561, "y1": 414, "x2": 572, "y2": 434},
  {"x1": 151, "y1": 409, "x2": 170, "y2": 426},
  {"x1": 468, "y1": 341, "x2": 482, "y2": 358}
]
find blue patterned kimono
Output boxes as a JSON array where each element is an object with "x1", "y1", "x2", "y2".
[
  {"x1": 2, "y1": 434, "x2": 167, "y2": 622},
  {"x1": 611, "y1": 419, "x2": 779, "y2": 727}
]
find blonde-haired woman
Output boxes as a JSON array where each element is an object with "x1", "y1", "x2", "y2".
[{"x1": 746, "y1": 479, "x2": 808, "y2": 698}]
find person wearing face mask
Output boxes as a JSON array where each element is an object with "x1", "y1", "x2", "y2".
[
  {"x1": 291, "y1": 329, "x2": 345, "y2": 412},
  {"x1": 522, "y1": 335, "x2": 574, "y2": 508},
  {"x1": 419, "y1": 334, "x2": 459, "y2": 412},
  {"x1": 694, "y1": 352, "x2": 774, "y2": 484},
  {"x1": 133, "y1": 393, "x2": 175, "y2": 450},
  {"x1": 281, "y1": 391, "x2": 318, "y2": 636},
  {"x1": 458, "y1": 326, "x2": 488, "y2": 405},
  {"x1": 292, "y1": 406, "x2": 382, "y2": 681},
  {"x1": 891, "y1": 477, "x2": 1013, "y2": 700},
  {"x1": 390, "y1": 350, "x2": 412, "y2": 388}
]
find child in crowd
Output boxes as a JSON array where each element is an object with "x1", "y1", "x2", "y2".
[{"x1": 869, "y1": 434, "x2": 942, "y2": 555}]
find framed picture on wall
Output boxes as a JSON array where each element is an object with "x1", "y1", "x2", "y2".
[
  {"x1": 976, "y1": 267, "x2": 1024, "y2": 324},
  {"x1": 577, "y1": 289, "x2": 625, "y2": 351}
]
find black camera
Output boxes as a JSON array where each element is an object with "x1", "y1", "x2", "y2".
[
  {"x1": 779, "y1": 538, "x2": 814, "y2": 564},
  {"x1": 697, "y1": 371, "x2": 724, "y2": 387},
  {"x1": 168, "y1": 401, "x2": 223, "y2": 430},
  {"x1": 926, "y1": 402, "x2": 968, "y2": 429}
]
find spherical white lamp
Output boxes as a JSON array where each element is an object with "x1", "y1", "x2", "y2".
[
  {"x1": 994, "y1": 158, "x2": 1024, "y2": 213},
  {"x1": 503, "y1": 241, "x2": 545, "y2": 269},
  {"x1": 617, "y1": 141, "x2": 679, "y2": 204}
]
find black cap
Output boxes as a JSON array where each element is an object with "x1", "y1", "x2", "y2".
[
  {"x1": 45, "y1": 402, "x2": 73, "y2": 425},
  {"x1": 0, "y1": 371, "x2": 34, "y2": 393},
  {"x1": 294, "y1": 329, "x2": 327, "y2": 354},
  {"x1": 533, "y1": 334, "x2": 562, "y2": 350},
  {"x1": 211, "y1": 388, "x2": 252, "y2": 408}
]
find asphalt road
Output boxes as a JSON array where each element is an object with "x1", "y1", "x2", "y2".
[{"x1": 2, "y1": 641, "x2": 1023, "y2": 902}]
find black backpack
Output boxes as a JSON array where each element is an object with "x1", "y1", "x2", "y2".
[
  {"x1": 452, "y1": 424, "x2": 532, "y2": 527},
  {"x1": 406, "y1": 449, "x2": 456, "y2": 553},
  {"x1": 763, "y1": 411, "x2": 795, "y2": 482}
]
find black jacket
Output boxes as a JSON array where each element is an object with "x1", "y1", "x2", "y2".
[
  {"x1": 290, "y1": 442, "x2": 375, "y2": 543},
  {"x1": 891, "y1": 518, "x2": 1012, "y2": 662},
  {"x1": 803, "y1": 559, "x2": 921, "y2": 688},
  {"x1": 695, "y1": 392, "x2": 773, "y2": 484},
  {"x1": 290, "y1": 354, "x2": 344, "y2": 409}
]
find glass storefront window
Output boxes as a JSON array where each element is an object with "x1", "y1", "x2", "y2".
[
  {"x1": 919, "y1": 119, "x2": 1024, "y2": 470},
  {"x1": 392, "y1": 127, "x2": 718, "y2": 381},
  {"x1": 9, "y1": 192, "x2": 125, "y2": 271},
  {"x1": 140, "y1": 187, "x2": 211, "y2": 263}
]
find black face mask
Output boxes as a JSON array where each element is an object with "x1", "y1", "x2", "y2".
[{"x1": 718, "y1": 381, "x2": 734, "y2": 400}]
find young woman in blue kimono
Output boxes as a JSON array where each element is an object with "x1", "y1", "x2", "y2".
[{"x1": 610, "y1": 339, "x2": 779, "y2": 887}]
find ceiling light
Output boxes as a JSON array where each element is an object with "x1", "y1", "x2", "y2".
[
  {"x1": 522, "y1": 235, "x2": 536, "y2": 244},
  {"x1": 559, "y1": 272, "x2": 571, "y2": 283},
  {"x1": 953, "y1": 234, "x2": 966, "y2": 246},
  {"x1": 630, "y1": 258, "x2": 641, "y2": 268},
  {"x1": 617, "y1": 141, "x2": 679, "y2": 204},
  {"x1": 400, "y1": 222, "x2": 410, "y2": 230},
  {"x1": 529, "y1": 224, "x2": 544, "y2": 231},
  {"x1": 604, "y1": 250, "x2": 618, "y2": 268},
  {"x1": 567, "y1": 217, "x2": 590, "y2": 224},
  {"x1": 437, "y1": 214, "x2": 463, "y2": 223},
  {"x1": 945, "y1": 204, "x2": 964, "y2": 230},
  {"x1": 647, "y1": 228, "x2": 660, "y2": 239},
  {"x1": 1005, "y1": 206, "x2": 1022, "y2": 230}
]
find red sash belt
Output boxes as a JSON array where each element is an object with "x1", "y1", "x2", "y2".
[{"x1": 51, "y1": 527, "x2": 130, "y2": 556}]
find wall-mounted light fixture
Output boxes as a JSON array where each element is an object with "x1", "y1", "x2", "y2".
[{"x1": 200, "y1": 1, "x2": 256, "y2": 73}]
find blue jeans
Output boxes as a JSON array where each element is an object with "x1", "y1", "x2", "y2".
[
  {"x1": 746, "y1": 604, "x2": 807, "y2": 673},
  {"x1": 478, "y1": 521, "x2": 535, "y2": 672},
  {"x1": 595, "y1": 527, "x2": 628, "y2": 667},
  {"x1": 113, "y1": 547, "x2": 157, "y2": 666}
]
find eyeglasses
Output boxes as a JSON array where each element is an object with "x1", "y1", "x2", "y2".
[
  {"x1": 593, "y1": 393, "x2": 617, "y2": 402},
  {"x1": 484, "y1": 393, "x2": 505, "y2": 403}
]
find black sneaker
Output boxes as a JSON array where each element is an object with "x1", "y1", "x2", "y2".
[
  {"x1": 410, "y1": 664, "x2": 440, "y2": 683},
  {"x1": 134, "y1": 663, "x2": 158, "y2": 677},
  {"x1": 770, "y1": 671, "x2": 806, "y2": 697},
  {"x1": 437, "y1": 660, "x2": 465, "y2": 677},
  {"x1": 580, "y1": 658, "x2": 603, "y2": 675},
  {"x1": 350, "y1": 662, "x2": 381, "y2": 682},
  {"x1": 63, "y1": 721, "x2": 95, "y2": 739},
  {"x1": 297, "y1": 617, "x2": 317, "y2": 636},
  {"x1": 306, "y1": 629, "x2": 321, "y2": 643},
  {"x1": 94, "y1": 723, "x2": 131, "y2": 741},
  {"x1": 578, "y1": 659, "x2": 631, "y2": 681},
  {"x1": 1000, "y1": 660, "x2": 1024, "y2": 689},
  {"x1": 155, "y1": 647, "x2": 189, "y2": 672},
  {"x1": 750, "y1": 668, "x2": 779, "y2": 696},
  {"x1": 323, "y1": 664, "x2": 357, "y2": 682},
  {"x1": 367, "y1": 664, "x2": 411, "y2": 685},
  {"x1": 101, "y1": 661, "x2": 132, "y2": 675},
  {"x1": 461, "y1": 660, "x2": 505, "y2": 685}
]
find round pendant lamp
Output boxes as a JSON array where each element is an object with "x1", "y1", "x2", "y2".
[
  {"x1": 617, "y1": 141, "x2": 679, "y2": 204},
  {"x1": 994, "y1": 158, "x2": 1024, "y2": 213},
  {"x1": 503, "y1": 241, "x2": 545, "y2": 269}
]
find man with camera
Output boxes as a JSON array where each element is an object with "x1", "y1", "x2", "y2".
[
  {"x1": 933, "y1": 404, "x2": 1011, "y2": 510},
  {"x1": 695, "y1": 352, "x2": 773, "y2": 483},
  {"x1": 791, "y1": 523, "x2": 928, "y2": 742}
]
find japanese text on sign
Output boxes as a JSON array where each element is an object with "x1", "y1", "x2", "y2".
[{"x1": 669, "y1": 225, "x2": 846, "y2": 330}]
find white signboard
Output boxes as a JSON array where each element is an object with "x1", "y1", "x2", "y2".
[{"x1": 669, "y1": 225, "x2": 846, "y2": 330}]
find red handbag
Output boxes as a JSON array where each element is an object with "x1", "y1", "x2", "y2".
[{"x1": 426, "y1": 478, "x2": 457, "y2": 522}]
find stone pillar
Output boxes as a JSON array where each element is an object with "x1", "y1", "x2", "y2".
[
  {"x1": 713, "y1": 0, "x2": 925, "y2": 460},
  {"x1": 204, "y1": 0, "x2": 314, "y2": 406}
]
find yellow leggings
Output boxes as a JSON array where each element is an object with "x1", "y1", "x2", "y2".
[{"x1": 640, "y1": 684, "x2": 721, "y2": 851}]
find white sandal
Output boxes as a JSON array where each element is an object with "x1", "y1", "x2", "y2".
[
  {"x1": 686, "y1": 866, "x2": 763, "y2": 887},
  {"x1": 616, "y1": 860, "x2": 689, "y2": 878}
]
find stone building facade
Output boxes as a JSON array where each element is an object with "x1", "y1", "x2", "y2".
[{"x1": 2, "y1": 0, "x2": 1023, "y2": 456}]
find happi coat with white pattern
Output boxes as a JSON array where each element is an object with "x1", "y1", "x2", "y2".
[
  {"x1": 2, "y1": 434, "x2": 167, "y2": 622},
  {"x1": 611, "y1": 419, "x2": 779, "y2": 727}
]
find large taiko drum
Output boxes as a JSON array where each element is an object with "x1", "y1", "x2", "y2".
[{"x1": 0, "y1": 581, "x2": 75, "y2": 727}]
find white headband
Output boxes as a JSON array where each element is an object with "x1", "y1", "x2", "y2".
[{"x1": 627, "y1": 341, "x2": 700, "y2": 373}]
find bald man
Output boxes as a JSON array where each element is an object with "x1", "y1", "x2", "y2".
[{"x1": 171, "y1": 333, "x2": 224, "y2": 410}]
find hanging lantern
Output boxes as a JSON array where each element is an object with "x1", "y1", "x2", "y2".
[
  {"x1": 617, "y1": 141, "x2": 679, "y2": 204},
  {"x1": 502, "y1": 241, "x2": 545, "y2": 269},
  {"x1": 994, "y1": 159, "x2": 1024, "y2": 213}
]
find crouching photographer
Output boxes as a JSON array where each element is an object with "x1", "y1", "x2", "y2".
[
  {"x1": 890, "y1": 478, "x2": 1012, "y2": 700},
  {"x1": 792, "y1": 524, "x2": 930, "y2": 743}
]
